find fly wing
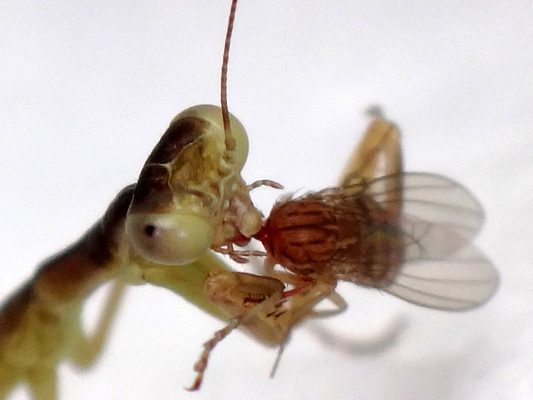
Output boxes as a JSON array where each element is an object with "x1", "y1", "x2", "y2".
[
  {"x1": 383, "y1": 243, "x2": 498, "y2": 311},
  {"x1": 305, "y1": 173, "x2": 497, "y2": 310},
  {"x1": 371, "y1": 172, "x2": 484, "y2": 242},
  {"x1": 375, "y1": 173, "x2": 497, "y2": 311}
]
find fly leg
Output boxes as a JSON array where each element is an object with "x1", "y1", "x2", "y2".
[
  {"x1": 311, "y1": 291, "x2": 348, "y2": 318},
  {"x1": 268, "y1": 278, "x2": 344, "y2": 378},
  {"x1": 338, "y1": 107, "x2": 403, "y2": 219}
]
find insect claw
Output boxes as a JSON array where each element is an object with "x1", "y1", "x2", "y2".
[
  {"x1": 230, "y1": 253, "x2": 250, "y2": 263},
  {"x1": 185, "y1": 376, "x2": 203, "y2": 392},
  {"x1": 230, "y1": 249, "x2": 268, "y2": 263},
  {"x1": 247, "y1": 179, "x2": 284, "y2": 191},
  {"x1": 364, "y1": 104, "x2": 384, "y2": 118},
  {"x1": 215, "y1": 245, "x2": 267, "y2": 263}
]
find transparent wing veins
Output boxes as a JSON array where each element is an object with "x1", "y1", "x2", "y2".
[{"x1": 315, "y1": 172, "x2": 498, "y2": 311}]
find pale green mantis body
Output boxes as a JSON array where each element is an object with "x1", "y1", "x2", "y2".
[
  {"x1": 0, "y1": 2, "x2": 327, "y2": 397},
  {"x1": 0, "y1": 1, "x2": 498, "y2": 399}
]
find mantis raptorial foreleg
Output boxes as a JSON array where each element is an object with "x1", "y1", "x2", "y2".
[
  {"x1": 187, "y1": 271, "x2": 343, "y2": 390},
  {"x1": 137, "y1": 252, "x2": 234, "y2": 321}
]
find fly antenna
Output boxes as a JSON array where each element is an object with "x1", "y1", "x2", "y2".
[{"x1": 221, "y1": 0, "x2": 239, "y2": 153}]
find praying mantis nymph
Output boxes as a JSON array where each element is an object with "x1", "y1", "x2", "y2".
[{"x1": 0, "y1": 1, "x2": 281, "y2": 399}]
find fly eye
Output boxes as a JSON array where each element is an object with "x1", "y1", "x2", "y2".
[{"x1": 125, "y1": 212, "x2": 214, "y2": 265}]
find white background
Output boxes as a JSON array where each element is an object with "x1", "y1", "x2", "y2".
[{"x1": 1, "y1": 1, "x2": 532, "y2": 399}]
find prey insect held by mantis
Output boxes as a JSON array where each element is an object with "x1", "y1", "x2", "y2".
[
  {"x1": 0, "y1": 0, "x2": 498, "y2": 399},
  {"x1": 188, "y1": 109, "x2": 498, "y2": 389}
]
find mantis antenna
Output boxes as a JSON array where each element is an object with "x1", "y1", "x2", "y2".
[{"x1": 221, "y1": 0, "x2": 239, "y2": 153}]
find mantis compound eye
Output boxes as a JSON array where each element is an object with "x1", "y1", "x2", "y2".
[{"x1": 125, "y1": 212, "x2": 214, "y2": 265}]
